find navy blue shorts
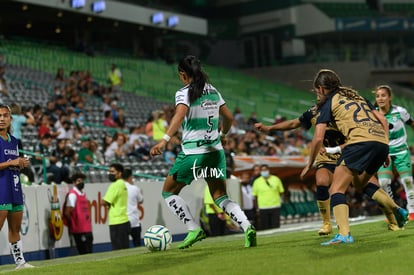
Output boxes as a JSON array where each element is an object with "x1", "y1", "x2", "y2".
[
  {"x1": 316, "y1": 163, "x2": 336, "y2": 173},
  {"x1": 337, "y1": 141, "x2": 388, "y2": 175}
]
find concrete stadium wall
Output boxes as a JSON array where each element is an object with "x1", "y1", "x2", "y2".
[{"x1": 0, "y1": 179, "x2": 241, "y2": 264}]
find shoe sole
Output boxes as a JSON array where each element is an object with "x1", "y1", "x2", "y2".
[
  {"x1": 15, "y1": 263, "x2": 34, "y2": 270},
  {"x1": 321, "y1": 240, "x2": 353, "y2": 246},
  {"x1": 395, "y1": 209, "x2": 409, "y2": 228},
  {"x1": 321, "y1": 234, "x2": 354, "y2": 246},
  {"x1": 178, "y1": 231, "x2": 206, "y2": 249},
  {"x1": 318, "y1": 231, "x2": 332, "y2": 236},
  {"x1": 388, "y1": 226, "x2": 403, "y2": 231}
]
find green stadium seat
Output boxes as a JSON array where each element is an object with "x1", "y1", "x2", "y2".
[{"x1": 2, "y1": 36, "x2": 414, "y2": 147}]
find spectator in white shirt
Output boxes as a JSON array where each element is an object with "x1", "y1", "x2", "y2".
[{"x1": 122, "y1": 168, "x2": 144, "y2": 247}]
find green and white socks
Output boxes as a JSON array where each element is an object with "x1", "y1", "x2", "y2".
[
  {"x1": 216, "y1": 195, "x2": 251, "y2": 231},
  {"x1": 164, "y1": 194, "x2": 200, "y2": 231}
]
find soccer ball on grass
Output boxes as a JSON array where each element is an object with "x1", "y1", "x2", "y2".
[{"x1": 144, "y1": 225, "x2": 172, "y2": 251}]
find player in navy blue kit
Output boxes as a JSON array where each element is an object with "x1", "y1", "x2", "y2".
[
  {"x1": 0, "y1": 104, "x2": 33, "y2": 269},
  {"x1": 301, "y1": 70, "x2": 408, "y2": 245}
]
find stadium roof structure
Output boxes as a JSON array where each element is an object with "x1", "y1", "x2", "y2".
[{"x1": 0, "y1": 0, "x2": 208, "y2": 52}]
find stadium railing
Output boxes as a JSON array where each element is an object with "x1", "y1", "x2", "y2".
[{"x1": 19, "y1": 150, "x2": 49, "y2": 184}]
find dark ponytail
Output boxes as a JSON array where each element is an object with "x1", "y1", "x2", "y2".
[
  {"x1": 178, "y1": 55, "x2": 209, "y2": 103},
  {"x1": 314, "y1": 69, "x2": 361, "y2": 101}
]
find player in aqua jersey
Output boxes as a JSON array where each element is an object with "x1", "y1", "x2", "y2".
[
  {"x1": 150, "y1": 55, "x2": 256, "y2": 249},
  {"x1": 374, "y1": 85, "x2": 414, "y2": 220},
  {"x1": 0, "y1": 104, "x2": 34, "y2": 269}
]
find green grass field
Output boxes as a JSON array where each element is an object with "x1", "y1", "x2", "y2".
[{"x1": 1, "y1": 218, "x2": 413, "y2": 274}]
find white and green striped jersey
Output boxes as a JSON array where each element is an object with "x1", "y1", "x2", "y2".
[
  {"x1": 175, "y1": 83, "x2": 225, "y2": 155},
  {"x1": 385, "y1": 105, "x2": 412, "y2": 155}
]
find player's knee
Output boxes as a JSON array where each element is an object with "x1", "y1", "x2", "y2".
[
  {"x1": 378, "y1": 178, "x2": 391, "y2": 189},
  {"x1": 363, "y1": 182, "x2": 379, "y2": 198},
  {"x1": 330, "y1": 193, "x2": 347, "y2": 207},
  {"x1": 316, "y1": 186, "x2": 330, "y2": 201}
]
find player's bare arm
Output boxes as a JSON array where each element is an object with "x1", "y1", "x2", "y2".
[
  {"x1": 219, "y1": 104, "x2": 233, "y2": 145},
  {"x1": 150, "y1": 103, "x2": 188, "y2": 157},
  {"x1": 300, "y1": 122, "x2": 326, "y2": 180},
  {"x1": 254, "y1": 118, "x2": 301, "y2": 132}
]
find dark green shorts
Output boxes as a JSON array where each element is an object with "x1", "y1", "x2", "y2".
[
  {"x1": 378, "y1": 150, "x2": 412, "y2": 178},
  {"x1": 169, "y1": 150, "x2": 226, "y2": 185},
  {"x1": 0, "y1": 204, "x2": 24, "y2": 212}
]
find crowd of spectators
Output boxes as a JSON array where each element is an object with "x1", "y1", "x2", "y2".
[
  {"x1": 1, "y1": 55, "x2": 412, "y2": 219},
  {"x1": 225, "y1": 110, "x2": 313, "y2": 159},
  {"x1": 7, "y1": 61, "x2": 314, "y2": 186},
  {"x1": 1, "y1": 64, "x2": 178, "y2": 184}
]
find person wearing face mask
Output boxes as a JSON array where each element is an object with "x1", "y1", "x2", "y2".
[
  {"x1": 56, "y1": 120, "x2": 74, "y2": 140},
  {"x1": 122, "y1": 168, "x2": 144, "y2": 247},
  {"x1": 63, "y1": 173, "x2": 93, "y2": 254},
  {"x1": 102, "y1": 163, "x2": 130, "y2": 250},
  {"x1": 252, "y1": 164, "x2": 285, "y2": 230}
]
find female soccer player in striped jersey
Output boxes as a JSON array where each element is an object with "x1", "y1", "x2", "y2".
[
  {"x1": 150, "y1": 55, "x2": 256, "y2": 249},
  {"x1": 375, "y1": 85, "x2": 414, "y2": 220}
]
